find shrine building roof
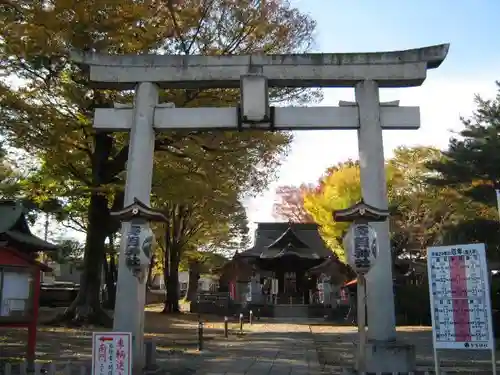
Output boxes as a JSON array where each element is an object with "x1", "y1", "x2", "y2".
[
  {"x1": 0, "y1": 200, "x2": 58, "y2": 254},
  {"x1": 238, "y1": 222, "x2": 332, "y2": 260}
]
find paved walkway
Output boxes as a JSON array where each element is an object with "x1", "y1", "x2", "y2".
[
  {"x1": 156, "y1": 320, "x2": 498, "y2": 375},
  {"x1": 157, "y1": 320, "x2": 323, "y2": 375},
  {"x1": 196, "y1": 321, "x2": 321, "y2": 375}
]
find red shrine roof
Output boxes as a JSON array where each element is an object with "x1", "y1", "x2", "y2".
[{"x1": 0, "y1": 245, "x2": 52, "y2": 272}]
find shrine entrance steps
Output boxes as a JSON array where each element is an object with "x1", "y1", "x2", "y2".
[{"x1": 273, "y1": 304, "x2": 309, "y2": 319}]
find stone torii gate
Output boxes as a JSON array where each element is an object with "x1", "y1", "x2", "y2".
[{"x1": 72, "y1": 43, "x2": 449, "y2": 373}]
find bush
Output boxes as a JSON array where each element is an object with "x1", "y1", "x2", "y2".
[{"x1": 394, "y1": 283, "x2": 431, "y2": 326}]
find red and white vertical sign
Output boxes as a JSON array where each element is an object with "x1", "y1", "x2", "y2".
[
  {"x1": 229, "y1": 281, "x2": 236, "y2": 300},
  {"x1": 92, "y1": 332, "x2": 132, "y2": 375},
  {"x1": 427, "y1": 243, "x2": 494, "y2": 350}
]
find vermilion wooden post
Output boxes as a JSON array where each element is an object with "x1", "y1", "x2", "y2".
[{"x1": 27, "y1": 267, "x2": 40, "y2": 371}]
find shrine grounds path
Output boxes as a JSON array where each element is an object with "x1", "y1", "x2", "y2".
[
  {"x1": 0, "y1": 307, "x2": 497, "y2": 374},
  {"x1": 189, "y1": 320, "x2": 496, "y2": 375}
]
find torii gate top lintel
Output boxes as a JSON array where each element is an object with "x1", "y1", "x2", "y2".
[{"x1": 70, "y1": 43, "x2": 449, "y2": 90}]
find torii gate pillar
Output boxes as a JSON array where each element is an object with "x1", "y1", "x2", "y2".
[
  {"x1": 72, "y1": 43, "x2": 449, "y2": 374},
  {"x1": 356, "y1": 81, "x2": 397, "y2": 339}
]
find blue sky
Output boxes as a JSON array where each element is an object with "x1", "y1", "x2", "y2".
[{"x1": 243, "y1": 0, "x2": 500, "y2": 228}]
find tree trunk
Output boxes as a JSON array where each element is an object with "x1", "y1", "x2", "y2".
[
  {"x1": 110, "y1": 253, "x2": 117, "y2": 301},
  {"x1": 163, "y1": 245, "x2": 180, "y2": 313},
  {"x1": 102, "y1": 251, "x2": 110, "y2": 307},
  {"x1": 186, "y1": 260, "x2": 200, "y2": 302},
  {"x1": 48, "y1": 192, "x2": 112, "y2": 327},
  {"x1": 103, "y1": 252, "x2": 117, "y2": 309},
  {"x1": 162, "y1": 250, "x2": 169, "y2": 308},
  {"x1": 147, "y1": 254, "x2": 155, "y2": 287}
]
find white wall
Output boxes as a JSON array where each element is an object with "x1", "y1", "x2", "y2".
[
  {"x1": 42, "y1": 261, "x2": 105, "y2": 285},
  {"x1": 151, "y1": 272, "x2": 219, "y2": 292}
]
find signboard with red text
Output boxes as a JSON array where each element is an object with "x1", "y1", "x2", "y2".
[
  {"x1": 92, "y1": 332, "x2": 132, "y2": 375},
  {"x1": 427, "y1": 243, "x2": 494, "y2": 350}
]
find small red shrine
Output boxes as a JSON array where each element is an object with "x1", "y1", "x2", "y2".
[{"x1": 0, "y1": 200, "x2": 56, "y2": 365}]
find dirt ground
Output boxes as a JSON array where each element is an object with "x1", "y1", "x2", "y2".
[
  {"x1": 310, "y1": 323, "x2": 497, "y2": 373},
  {"x1": 0, "y1": 305, "x2": 241, "y2": 363},
  {"x1": 1, "y1": 308, "x2": 498, "y2": 373}
]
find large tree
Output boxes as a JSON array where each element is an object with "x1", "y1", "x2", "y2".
[
  {"x1": 426, "y1": 84, "x2": 500, "y2": 257},
  {"x1": 0, "y1": 146, "x2": 17, "y2": 197},
  {"x1": 0, "y1": 0, "x2": 317, "y2": 324},
  {"x1": 272, "y1": 184, "x2": 315, "y2": 223},
  {"x1": 302, "y1": 160, "x2": 364, "y2": 260},
  {"x1": 301, "y1": 148, "x2": 483, "y2": 262},
  {"x1": 179, "y1": 247, "x2": 228, "y2": 302},
  {"x1": 427, "y1": 83, "x2": 500, "y2": 206},
  {"x1": 388, "y1": 146, "x2": 485, "y2": 258}
]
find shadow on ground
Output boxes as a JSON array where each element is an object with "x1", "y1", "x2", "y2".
[
  {"x1": 0, "y1": 306, "x2": 236, "y2": 364},
  {"x1": 309, "y1": 324, "x2": 497, "y2": 373},
  {"x1": 2, "y1": 310, "x2": 498, "y2": 374}
]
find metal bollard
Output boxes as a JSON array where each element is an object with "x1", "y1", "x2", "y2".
[
  {"x1": 224, "y1": 316, "x2": 229, "y2": 338},
  {"x1": 198, "y1": 321, "x2": 204, "y2": 351},
  {"x1": 144, "y1": 338, "x2": 157, "y2": 369},
  {"x1": 239, "y1": 312, "x2": 244, "y2": 333},
  {"x1": 19, "y1": 361, "x2": 27, "y2": 375},
  {"x1": 249, "y1": 310, "x2": 253, "y2": 325}
]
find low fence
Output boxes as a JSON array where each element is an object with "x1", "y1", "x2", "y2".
[
  {"x1": 40, "y1": 284, "x2": 166, "y2": 307},
  {"x1": 40, "y1": 284, "x2": 79, "y2": 307},
  {"x1": 146, "y1": 289, "x2": 165, "y2": 305},
  {"x1": 191, "y1": 291, "x2": 232, "y2": 315}
]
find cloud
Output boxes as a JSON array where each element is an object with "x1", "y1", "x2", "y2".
[{"x1": 244, "y1": 78, "x2": 497, "y2": 227}]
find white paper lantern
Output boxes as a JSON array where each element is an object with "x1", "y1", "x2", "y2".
[
  {"x1": 125, "y1": 223, "x2": 154, "y2": 269},
  {"x1": 344, "y1": 223, "x2": 378, "y2": 274}
]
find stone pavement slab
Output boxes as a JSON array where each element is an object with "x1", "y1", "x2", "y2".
[
  {"x1": 154, "y1": 319, "x2": 498, "y2": 375},
  {"x1": 193, "y1": 320, "x2": 323, "y2": 375}
]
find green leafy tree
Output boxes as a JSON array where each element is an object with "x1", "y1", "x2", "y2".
[
  {"x1": 388, "y1": 146, "x2": 486, "y2": 258},
  {"x1": 152, "y1": 151, "x2": 255, "y2": 312},
  {"x1": 303, "y1": 160, "x2": 363, "y2": 261},
  {"x1": 440, "y1": 218, "x2": 500, "y2": 261},
  {"x1": 427, "y1": 83, "x2": 500, "y2": 206},
  {"x1": 0, "y1": 147, "x2": 19, "y2": 198},
  {"x1": 0, "y1": 0, "x2": 317, "y2": 323},
  {"x1": 48, "y1": 239, "x2": 85, "y2": 263},
  {"x1": 302, "y1": 147, "x2": 484, "y2": 262},
  {"x1": 179, "y1": 247, "x2": 228, "y2": 302},
  {"x1": 426, "y1": 84, "x2": 500, "y2": 257}
]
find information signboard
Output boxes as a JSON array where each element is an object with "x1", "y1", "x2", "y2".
[
  {"x1": 1, "y1": 270, "x2": 32, "y2": 318},
  {"x1": 92, "y1": 332, "x2": 132, "y2": 375},
  {"x1": 427, "y1": 243, "x2": 494, "y2": 351}
]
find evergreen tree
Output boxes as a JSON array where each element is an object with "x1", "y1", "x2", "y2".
[{"x1": 428, "y1": 82, "x2": 500, "y2": 207}]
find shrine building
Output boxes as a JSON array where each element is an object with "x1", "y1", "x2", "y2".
[{"x1": 217, "y1": 222, "x2": 352, "y2": 318}]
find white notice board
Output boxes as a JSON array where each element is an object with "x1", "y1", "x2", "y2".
[
  {"x1": 92, "y1": 332, "x2": 132, "y2": 375},
  {"x1": 427, "y1": 243, "x2": 494, "y2": 350},
  {"x1": 1, "y1": 271, "x2": 31, "y2": 316}
]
